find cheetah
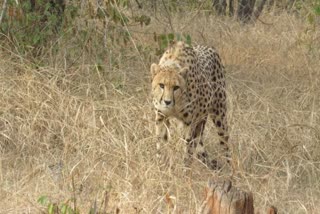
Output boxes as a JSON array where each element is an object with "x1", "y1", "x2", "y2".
[{"x1": 150, "y1": 41, "x2": 229, "y2": 170}]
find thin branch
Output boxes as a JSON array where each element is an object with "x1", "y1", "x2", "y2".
[
  {"x1": 161, "y1": 0, "x2": 174, "y2": 32},
  {"x1": 134, "y1": 0, "x2": 142, "y2": 9},
  {"x1": 0, "y1": 0, "x2": 8, "y2": 25},
  {"x1": 180, "y1": 0, "x2": 207, "y2": 31}
]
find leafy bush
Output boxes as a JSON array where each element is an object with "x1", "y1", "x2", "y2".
[
  {"x1": 154, "y1": 33, "x2": 192, "y2": 55},
  {"x1": 38, "y1": 195, "x2": 79, "y2": 214},
  {"x1": 0, "y1": 0, "x2": 68, "y2": 56}
]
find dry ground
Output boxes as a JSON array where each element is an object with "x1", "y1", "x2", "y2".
[{"x1": 1, "y1": 12, "x2": 320, "y2": 213}]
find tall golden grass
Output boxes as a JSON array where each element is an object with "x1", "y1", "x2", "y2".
[{"x1": 0, "y1": 10, "x2": 319, "y2": 213}]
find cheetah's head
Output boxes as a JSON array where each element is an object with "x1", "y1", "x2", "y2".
[{"x1": 150, "y1": 63, "x2": 188, "y2": 115}]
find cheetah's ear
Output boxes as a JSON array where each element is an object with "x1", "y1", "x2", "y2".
[
  {"x1": 178, "y1": 67, "x2": 188, "y2": 79},
  {"x1": 150, "y1": 63, "x2": 161, "y2": 78}
]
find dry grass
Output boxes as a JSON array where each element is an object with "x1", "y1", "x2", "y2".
[{"x1": 1, "y1": 11, "x2": 320, "y2": 213}]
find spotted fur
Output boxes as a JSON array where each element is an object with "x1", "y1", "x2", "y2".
[{"x1": 150, "y1": 41, "x2": 229, "y2": 170}]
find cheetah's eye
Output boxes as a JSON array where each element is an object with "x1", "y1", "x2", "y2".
[
  {"x1": 173, "y1": 86, "x2": 180, "y2": 91},
  {"x1": 159, "y1": 83, "x2": 164, "y2": 89}
]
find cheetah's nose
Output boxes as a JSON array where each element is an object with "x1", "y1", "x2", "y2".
[{"x1": 164, "y1": 100, "x2": 172, "y2": 105}]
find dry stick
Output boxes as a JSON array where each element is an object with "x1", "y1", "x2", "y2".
[
  {"x1": 71, "y1": 176, "x2": 77, "y2": 212},
  {"x1": 257, "y1": 17, "x2": 273, "y2": 26},
  {"x1": 0, "y1": 0, "x2": 8, "y2": 25},
  {"x1": 134, "y1": 0, "x2": 142, "y2": 9}
]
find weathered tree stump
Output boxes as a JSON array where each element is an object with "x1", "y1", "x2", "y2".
[{"x1": 199, "y1": 179, "x2": 277, "y2": 214}]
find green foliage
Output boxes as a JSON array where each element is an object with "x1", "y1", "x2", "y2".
[
  {"x1": 97, "y1": 3, "x2": 129, "y2": 26},
  {"x1": 0, "y1": 0, "x2": 151, "y2": 60},
  {"x1": 64, "y1": 4, "x2": 79, "y2": 21},
  {"x1": 297, "y1": 0, "x2": 320, "y2": 53},
  {"x1": 314, "y1": 0, "x2": 320, "y2": 15},
  {"x1": 38, "y1": 195, "x2": 79, "y2": 214},
  {"x1": 154, "y1": 33, "x2": 192, "y2": 55},
  {"x1": 37, "y1": 185, "x2": 114, "y2": 214},
  {"x1": 92, "y1": 1, "x2": 151, "y2": 47},
  {"x1": 38, "y1": 195, "x2": 49, "y2": 205},
  {"x1": 306, "y1": 0, "x2": 320, "y2": 26},
  {"x1": 133, "y1": 15, "x2": 151, "y2": 27},
  {"x1": 0, "y1": 0, "x2": 73, "y2": 57}
]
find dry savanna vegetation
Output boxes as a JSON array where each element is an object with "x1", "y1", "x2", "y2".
[{"x1": 0, "y1": 1, "x2": 320, "y2": 213}]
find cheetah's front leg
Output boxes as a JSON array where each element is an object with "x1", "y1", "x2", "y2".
[
  {"x1": 182, "y1": 117, "x2": 209, "y2": 169},
  {"x1": 155, "y1": 110, "x2": 170, "y2": 161},
  {"x1": 183, "y1": 122, "x2": 198, "y2": 169},
  {"x1": 183, "y1": 118, "x2": 221, "y2": 170}
]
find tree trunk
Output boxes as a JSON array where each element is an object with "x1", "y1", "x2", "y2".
[
  {"x1": 252, "y1": 0, "x2": 268, "y2": 21},
  {"x1": 200, "y1": 179, "x2": 278, "y2": 214},
  {"x1": 229, "y1": 0, "x2": 234, "y2": 16},
  {"x1": 200, "y1": 179, "x2": 254, "y2": 214},
  {"x1": 237, "y1": 0, "x2": 256, "y2": 23},
  {"x1": 213, "y1": 0, "x2": 227, "y2": 15}
]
